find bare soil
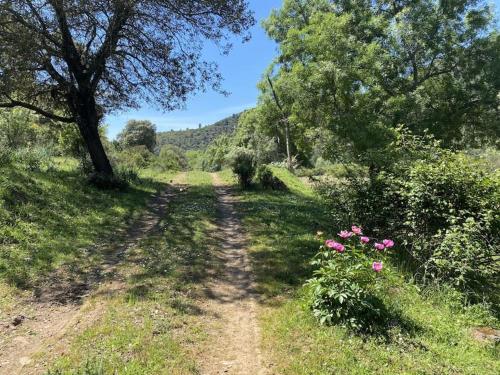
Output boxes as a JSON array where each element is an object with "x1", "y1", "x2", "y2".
[{"x1": 196, "y1": 174, "x2": 267, "y2": 375}]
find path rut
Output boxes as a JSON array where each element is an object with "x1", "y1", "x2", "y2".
[
  {"x1": 0, "y1": 176, "x2": 183, "y2": 375},
  {"x1": 198, "y1": 174, "x2": 266, "y2": 375}
]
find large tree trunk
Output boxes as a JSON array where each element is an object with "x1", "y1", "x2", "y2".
[
  {"x1": 284, "y1": 120, "x2": 292, "y2": 171},
  {"x1": 77, "y1": 117, "x2": 114, "y2": 176},
  {"x1": 73, "y1": 94, "x2": 114, "y2": 177}
]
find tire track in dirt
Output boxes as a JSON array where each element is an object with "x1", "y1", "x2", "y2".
[
  {"x1": 0, "y1": 173, "x2": 186, "y2": 375},
  {"x1": 197, "y1": 173, "x2": 267, "y2": 375}
]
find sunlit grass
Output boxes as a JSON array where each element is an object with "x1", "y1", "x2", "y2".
[
  {"x1": 46, "y1": 171, "x2": 217, "y2": 374},
  {"x1": 222, "y1": 167, "x2": 499, "y2": 375},
  {"x1": 0, "y1": 159, "x2": 174, "y2": 314}
]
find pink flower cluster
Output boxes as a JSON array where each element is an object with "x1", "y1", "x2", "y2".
[
  {"x1": 374, "y1": 239, "x2": 395, "y2": 251},
  {"x1": 322, "y1": 225, "x2": 395, "y2": 273},
  {"x1": 325, "y1": 240, "x2": 345, "y2": 253}
]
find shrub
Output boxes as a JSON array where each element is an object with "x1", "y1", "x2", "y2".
[
  {"x1": 202, "y1": 134, "x2": 232, "y2": 172},
  {"x1": 317, "y1": 148, "x2": 499, "y2": 303},
  {"x1": 255, "y1": 165, "x2": 287, "y2": 190},
  {"x1": 13, "y1": 146, "x2": 55, "y2": 172},
  {"x1": 154, "y1": 144, "x2": 187, "y2": 171},
  {"x1": 229, "y1": 147, "x2": 255, "y2": 188},
  {"x1": 117, "y1": 120, "x2": 157, "y2": 152},
  {"x1": 0, "y1": 145, "x2": 13, "y2": 167},
  {"x1": 112, "y1": 145, "x2": 154, "y2": 170},
  {"x1": 307, "y1": 226, "x2": 396, "y2": 331}
]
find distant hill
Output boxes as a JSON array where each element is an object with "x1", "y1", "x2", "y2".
[{"x1": 156, "y1": 113, "x2": 240, "y2": 151}]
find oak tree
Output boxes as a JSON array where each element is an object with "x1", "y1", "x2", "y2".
[{"x1": 0, "y1": 0, "x2": 254, "y2": 177}]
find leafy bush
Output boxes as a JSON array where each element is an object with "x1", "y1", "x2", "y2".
[
  {"x1": 255, "y1": 165, "x2": 287, "y2": 190},
  {"x1": 154, "y1": 144, "x2": 187, "y2": 171},
  {"x1": 202, "y1": 134, "x2": 232, "y2": 172},
  {"x1": 13, "y1": 146, "x2": 55, "y2": 172},
  {"x1": 307, "y1": 226, "x2": 396, "y2": 331},
  {"x1": 117, "y1": 120, "x2": 157, "y2": 152},
  {"x1": 0, "y1": 108, "x2": 36, "y2": 148},
  {"x1": 112, "y1": 145, "x2": 153, "y2": 170},
  {"x1": 317, "y1": 146, "x2": 499, "y2": 303},
  {"x1": 229, "y1": 147, "x2": 255, "y2": 188}
]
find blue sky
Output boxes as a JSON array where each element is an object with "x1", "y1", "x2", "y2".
[
  {"x1": 106, "y1": 0, "x2": 283, "y2": 139},
  {"x1": 106, "y1": 0, "x2": 500, "y2": 139}
]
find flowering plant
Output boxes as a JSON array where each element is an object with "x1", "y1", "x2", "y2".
[{"x1": 307, "y1": 226, "x2": 395, "y2": 330}]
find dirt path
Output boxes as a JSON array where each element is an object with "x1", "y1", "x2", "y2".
[
  {"x1": 0, "y1": 174, "x2": 185, "y2": 375},
  {"x1": 197, "y1": 174, "x2": 266, "y2": 375}
]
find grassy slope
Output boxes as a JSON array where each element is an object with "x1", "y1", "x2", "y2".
[
  {"x1": 219, "y1": 168, "x2": 499, "y2": 375},
  {"x1": 0, "y1": 159, "x2": 171, "y2": 312},
  {"x1": 47, "y1": 171, "x2": 218, "y2": 374}
]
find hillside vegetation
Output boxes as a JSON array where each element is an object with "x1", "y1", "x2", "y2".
[{"x1": 156, "y1": 113, "x2": 240, "y2": 151}]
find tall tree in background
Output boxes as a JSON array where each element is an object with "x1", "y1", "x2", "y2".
[
  {"x1": 0, "y1": 0, "x2": 254, "y2": 177},
  {"x1": 260, "y1": 0, "x2": 499, "y2": 165},
  {"x1": 117, "y1": 120, "x2": 157, "y2": 153}
]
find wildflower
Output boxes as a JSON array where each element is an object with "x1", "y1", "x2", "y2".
[
  {"x1": 383, "y1": 239, "x2": 395, "y2": 248},
  {"x1": 333, "y1": 242, "x2": 345, "y2": 253},
  {"x1": 338, "y1": 230, "x2": 354, "y2": 239},
  {"x1": 351, "y1": 225, "x2": 363, "y2": 235},
  {"x1": 316, "y1": 231, "x2": 324, "y2": 237},
  {"x1": 360, "y1": 236, "x2": 370, "y2": 244},
  {"x1": 374, "y1": 243, "x2": 385, "y2": 251},
  {"x1": 325, "y1": 240, "x2": 335, "y2": 248},
  {"x1": 372, "y1": 262, "x2": 383, "y2": 273}
]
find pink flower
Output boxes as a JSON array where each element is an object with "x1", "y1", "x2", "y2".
[
  {"x1": 360, "y1": 236, "x2": 370, "y2": 244},
  {"x1": 372, "y1": 262, "x2": 383, "y2": 273},
  {"x1": 325, "y1": 240, "x2": 345, "y2": 253},
  {"x1": 383, "y1": 239, "x2": 395, "y2": 248},
  {"x1": 338, "y1": 230, "x2": 354, "y2": 239},
  {"x1": 351, "y1": 225, "x2": 363, "y2": 235},
  {"x1": 374, "y1": 243, "x2": 385, "y2": 251},
  {"x1": 325, "y1": 240, "x2": 335, "y2": 248},
  {"x1": 333, "y1": 243, "x2": 345, "y2": 253}
]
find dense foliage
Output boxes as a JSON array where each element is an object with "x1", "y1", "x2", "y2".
[
  {"x1": 245, "y1": 0, "x2": 500, "y2": 167},
  {"x1": 156, "y1": 114, "x2": 240, "y2": 151},
  {"x1": 155, "y1": 145, "x2": 188, "y2": 172},
  {"x1": 317, "y1": 132, "x2": 499, "y2": 306},
  {"x1": 117, "y1": 120, "x2": 157, "y2": 153},
  {"x1": 229, "y1": 147, "x2": 256, "y2": 188}
]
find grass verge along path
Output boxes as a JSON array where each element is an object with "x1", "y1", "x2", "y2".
[
  {"x1": 220, "y1": 168, "x2": 499, "y2": 375},
  {"x1": 44, "y1": 171, "x2": 219, "y2": 374},
  {"x1": 0, "y1": 171, "x2": 180, "y2": 374}
]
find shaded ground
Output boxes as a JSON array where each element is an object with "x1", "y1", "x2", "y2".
[{"x1": 0, "y1": 175, "x2": 183, "y2": 375}]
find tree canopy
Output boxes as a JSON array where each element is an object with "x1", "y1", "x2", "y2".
[
  {"x1": 117, "y1": 120, "x2": 157, "y2": 152},
  {"x1": 254, "y1": 0, "x2": 499, "y2": 166},
  {"x1": 0, "y1": 0, "x2": 254, "y2": 177}
]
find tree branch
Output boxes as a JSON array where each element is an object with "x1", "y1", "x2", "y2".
[{"x1": 0, "y1": 99, "x2": 75, "y2": 123}]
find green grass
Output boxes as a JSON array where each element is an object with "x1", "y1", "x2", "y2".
[
  {"x1": 46, "y1": 171, "x2": 218, "y2": 374},
  {"x1": 221, "y1": 168, "x2": 500, "y2": 375},
  {"x1": 0, "y1": 159, "x2": 174, "y2": 312}
]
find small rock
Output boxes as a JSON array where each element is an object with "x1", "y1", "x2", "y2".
[{"x1": 12, "y1": 315, "x2": 25, "y2": 327}]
